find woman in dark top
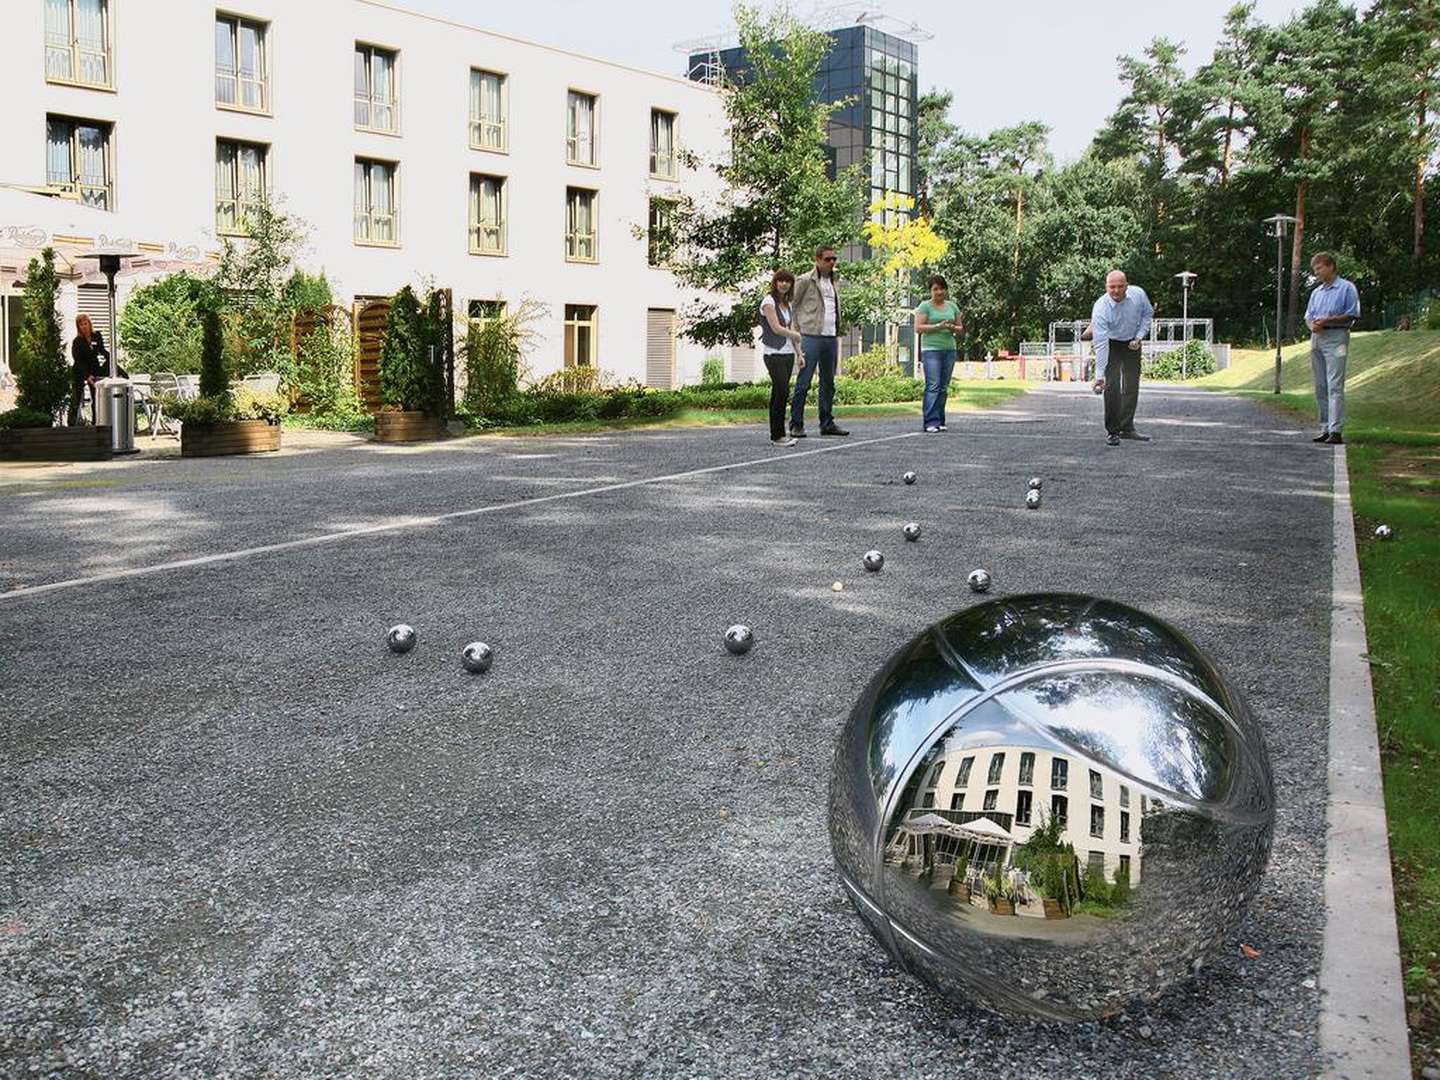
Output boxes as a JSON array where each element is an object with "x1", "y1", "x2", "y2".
[{"x1": 69, "y1": 314, "x2": 111, "y2": 425}]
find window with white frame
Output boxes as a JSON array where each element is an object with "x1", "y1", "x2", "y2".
[
  {"x1": 469, "y1": 69, "x2": 507, "y2": 151},
  {"x1": 982, "y1": 789, "x2": 998, "y2": 812},
  {"x1": 650, "y1": 109, "x2": 676, "y2": 178},
  {"x1": 1089, "y1": 769, "x2": 1103, "y2": 800},
  {"x1": 565, "y1": 187, "x2": 596, "y2": 262},
  {"x1": 45, "y1": 0, "x2": 110, "y2": 87},
  {"x1": 648, "y1": 198, "x2": 675, "y2": 267},
  {"x1": 46, "y1": 115, "x2": 112, "y2": 210},
  {"x1": 1051, "y1": 794, "x2": 1068, "y2": 826},
  {"x1": 948, "y1": 792, "x2": 964, "y2": 810},
  {"x1": 1119, "y1": 784, "x2": 1130, "y2": 808},
  {"x1": 1120, "y1": 810, "x2": 1131, "y2": 843},
  {"x1": 353, "y1": 158, "x2": 397, "y2": 243},
  {"x1": 1015, "y1": 789, "x2": 1033, "y2": 826},
  {"x1": 566, "y1": 91, "x2": 597, "y2": 166},
  {"x1": 1090, "y1": 804, "x2": 1105, "y2": 838},
  {"x1": 955, "y1": 755, "x2": 974, "y2": 788},
  {"x1": 215, "y1": 139, "x2": 268, "y2": 234},
  {"x1": 215, "y1": 13, "x2": 268, "y2": 112},
  {"x1": 468, "y1": 173, "x2": 506, "y2": 255},
  {"x1": 564, "y1": 304, "x2": 596, "y2": 367},
  {"x1": 355, "y1": 44, "x2": 399, "y2": 132},
  {"x1": 924, "y1": 760, "x2": 945, "y2": 788},
  {"x1": 1051, "y1": 756, "x2": 1068, "y2": 790},
  {"x1": 468, "y1": 300, "x2": 506, "y2": 328},
  {"x1": 986, "y1": 752, "x2": 1005, "y2": 785},
  {"x1": 1018, "y1": 752, "x2": 1034, "y2": 785}
]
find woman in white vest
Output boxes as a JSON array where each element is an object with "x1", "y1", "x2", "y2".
[{"x1": 759, "y1": 269, "x2": 805, "y2": 446}]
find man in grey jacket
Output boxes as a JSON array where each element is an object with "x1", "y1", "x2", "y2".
[{"x1": 788, "y1": 245, "x2": 849, "y2": 437}]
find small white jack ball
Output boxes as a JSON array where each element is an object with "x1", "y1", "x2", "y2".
[{"x1": 832, "y1": 581, "x2": 845, "y2": 592}]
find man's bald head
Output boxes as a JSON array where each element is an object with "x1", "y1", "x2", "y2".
[{"x1": 1106, "y1": 270, "x2": 1128, "y2": 302}]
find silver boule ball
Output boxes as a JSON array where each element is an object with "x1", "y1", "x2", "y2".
[
  {"x1": 966, "y1": 568, "x2": 991, "y2": 594},
  {"x1": 827, "y1": 594, "x2": 1274, "y2": 1021},
  {"x1": 461, "y1": 641, "x2": 494, "y2": 673},
  {"x1": 1028, "y1": 477, "x2": 1043, "y2": 491},
  {"x1": 386, "y1": 624, "x2": 417, "y2": 654},
  {"x1": 903, "y1": 471, "x2": 917, "y2": 485},
  {"x1": 863, "y1": 550, "x2": 885, "y2": 572},
  {"x1": 903, "y1": 522, "x2": 922, "y2": 542},
  {"x1": 724, "y1": 624, "x2": 755, "y2": 655},
  {"x1": 1374, "y1": 524, "x2": 1393, "y2": 540},
  {"x1": 1025, "y1": 489, "x2": 1042, "y2": 509}
]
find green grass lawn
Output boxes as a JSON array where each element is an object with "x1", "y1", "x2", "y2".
[{"x1": 1205, "y1": 332, "x2": 1440, "y2": 1067}]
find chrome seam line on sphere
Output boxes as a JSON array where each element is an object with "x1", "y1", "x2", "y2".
[{"x1": 828, "y1": 594, "x2": 1274, "y2": 1021}]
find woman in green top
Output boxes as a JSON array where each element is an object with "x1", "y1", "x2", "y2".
[{"x1": 914, "y1": 275, "x2": 962, "y2": 432}]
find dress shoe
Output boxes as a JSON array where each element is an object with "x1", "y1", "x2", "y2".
[
  {"x1": 1118, "y1": 430, "x2": 1151, "y2": 441},
  {"x1": 820, "y1": 424, "x2": 850, "y2": 436},
  {"x1": 1312, "y1": 432, "x2": 1331, "y2": 443},
  {"x1": 1326, "y1": 431, "x2": 1344, "y2": 445}
]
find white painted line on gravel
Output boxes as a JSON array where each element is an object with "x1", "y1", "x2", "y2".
[
  {"x1": 0, "y1": 431, "x2": 920, "y2": 603},
  {"x1": 1319, "y1": 446, "x2": 1411, "y2": 1078}
]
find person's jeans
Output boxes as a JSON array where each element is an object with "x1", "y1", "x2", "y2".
[
  {"x1": 763, "y1": 353, "x2": 795, "y2": 440},
  {"x1": 791, "y1": 335, "x2": 838, "y2": 431},
  {"x1": 1102, "y1": 343, "x2": 1143, "y2": 434},
  {"x1": 1310, "y1": 328, "x2": 1349, "y2": 433},
  {"x1": 921, "y1": 348, "x2": 957, "y2": 428}
]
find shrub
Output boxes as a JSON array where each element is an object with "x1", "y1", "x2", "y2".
[
  {"x1": 379, "y1": 285, "x2": 446, "y2": 414},
  {"x1": 463, "y1": 301, "x2": 543, "y2": 416},
  {"x1": 1081, "y1": 862, "x2": 1112, "y2": 904},
  {"x1": 531, "y1": 366, "x2": 612, "y2": 395},
  {"x1": 843, "y1": 344, "x2": 903, "y2": 380},
  {"x1": 1426, "y1": 302, "x2": 1440, "y2": 330},
  {"x1": 232, "y1": 388, "x2": 288, "y2": 423},
  {"x1": 294, "y1": 314, "x2": 365, "y2": 421},
  {"x1": 0, "y1": 407, "x2": 55, "y2": 430},
  {"x1": 701, "y1": 353, "x2": 727, "y2": 386},
  {"x1": 199, "y1": 303, "x2": 229, "y2": 401},
  {"x1": 164, "y1": 388, "x2": 287, "y2": 427},
  {"x1": 1110, "y1": 866, "x2": 1132, "y2": 906},
  {"x1": 281, "y1": 270, "x2": 333, "y2": 313},
  {"x1": 13, "y1": 248, "x2": 68, "y2": 419},
  {"x1": 118, "y1": 271, "x2": 209, "y2": 374},
  {"x1": 1147, "y1": 339, "x2": 1215, "y2": 381},
  {"x1": 215, "y1": 199, "x2": 307, "y2": 382}
]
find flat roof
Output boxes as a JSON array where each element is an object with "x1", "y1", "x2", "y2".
[{"x1": 357, "y1": 0, "x2": 718, "y2": 91}]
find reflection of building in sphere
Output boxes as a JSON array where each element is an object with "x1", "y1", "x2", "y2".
[
  {"x1": 894, "y1": 743, "x2": 1143, "y2": 889},
  {"x1": 827, "y1": 594, "x2": 1273, "y2": 1021}
]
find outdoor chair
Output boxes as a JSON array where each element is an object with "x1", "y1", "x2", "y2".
[
  {"x1": 148, "y1": 373, "x2": 182, "y2": 436},
  {"x1": 174, "y1": 374, "x2": 201, "y2": 400}
]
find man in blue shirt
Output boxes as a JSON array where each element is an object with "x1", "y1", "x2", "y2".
[
  {"x1": 1304, "y1": 252, "x2": 1361, "y2": 445},
  {"x1": 1090, "y1": 270, "x2": 1154, "y2": 446}
]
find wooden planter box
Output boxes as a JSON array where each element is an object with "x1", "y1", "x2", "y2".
[
  {"x1": 987, "y1": 898, "x2": 1016, "y2": 916},
  {"x1": 948, "y1": 882, "x2": 971, "y2": 902},
  {"x1": 1041, "y1": 897, "x2": 1067, "y2": 920},
  {"x1": 374, "y1": 410, "x2": 442, "y2": 443},
  {"x1": 0, "y1": 425, "x2": 112, "y2": 461},
  {"x1": 181, "y1": 419, "x2": 281, "y2": 458}
]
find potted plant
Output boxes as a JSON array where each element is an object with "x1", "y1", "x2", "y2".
[
  {"x1": 0, "y1": 249, "x2": 111, "y2": 461},
  {"x1": 948, "y1": 855, "x2": 971, "y2": 901},
  {"x1": 374, "y1": 285, "x2": 447, "y2": 442},
  {"x1": 985, "y1": 868, "x2": 1017, "y2": 916},
  {"x1": 172, "y1": 305, "x2": 286, "y2": 457}
]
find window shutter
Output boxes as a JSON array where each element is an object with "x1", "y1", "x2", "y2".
[{"x1": 645, "y1": 308, "x2": 675, "y2": 389}]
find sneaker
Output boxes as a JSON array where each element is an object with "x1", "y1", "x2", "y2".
[
  {"x1": 820, "y1": 424, "x2": 850, "y2": 437},
  {"x1": 1312, "y1": 432, "x2": 1331, "y2": 443},
  {"x1": 1106, "y1": 433, "x2": 1121, "y2": 446},
  {"x1": 1326, "y1": 431, "x2": 1344, "y2": 445},
  {"x1": 772, "y1": 436, "x2": 798, "y2": 447},
  {"x1": 925, "y1": 425, "x2": 940, "y2": 433},
  {"x1": 789, "y1": 427, "x2": 807, "y2": 439},
  {"x1": 938, "y1": 425, "x2": 947, "y2": 432}
]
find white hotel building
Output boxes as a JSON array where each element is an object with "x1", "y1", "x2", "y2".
[{"x1": 0, "y1": 0, "x2": 732, "y2": 392}]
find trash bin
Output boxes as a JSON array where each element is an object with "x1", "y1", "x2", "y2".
[{"x1": 95, "y1": 377, "x2": 137, "y2": 454}]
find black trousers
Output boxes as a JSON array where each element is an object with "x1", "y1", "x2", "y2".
[
  {"x1": 68, "y1": 380, "x2": 95, "y2": 426},
  {"x1": 1103, "y1": 343, "x2": 1142, "y2": 435},
  {"x1": 764, "y1": 353, "x2": 795, "y2": 440}
]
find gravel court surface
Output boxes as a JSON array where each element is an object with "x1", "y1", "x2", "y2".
[{"x1": 2, "y1": 385, "x2": 1336, "y2": 1078}]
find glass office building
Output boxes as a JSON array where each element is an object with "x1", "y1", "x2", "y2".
[{"x1": 690, "y1": 23, "x2": 919, "y2": 262}]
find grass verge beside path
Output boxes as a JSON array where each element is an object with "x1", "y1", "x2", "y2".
[
  {"x1": 458, "y1": 381, "x2": 1026, "y2": 438},
  {"x1": 1202, "y1": 332, "x2": 1440, "y2": 1073}
]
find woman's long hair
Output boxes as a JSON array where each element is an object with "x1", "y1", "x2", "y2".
[{"x1": 769, "y1": 269, "x2": 796, "y2": 315}]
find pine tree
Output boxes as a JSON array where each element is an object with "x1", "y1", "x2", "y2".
[
  {"x1": 14, "y1": 248, "x2": 69, "y2": 420},
  {"x1": 199, "y1": 300, "x2": 228, "y2": 401}
]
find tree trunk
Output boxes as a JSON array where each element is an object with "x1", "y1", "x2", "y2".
[
  {"x1": 1220, "y1": 96, "x2": 1236, "y2": 185},
  {"x1": 1282, "y1": 127, "x2": 1311, "y2": 340},
  {"x1": 1416, "y1": 88, "x2": 1428, "y2": 267}
]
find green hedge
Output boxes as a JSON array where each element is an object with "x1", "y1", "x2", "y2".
[
  {"x1": 0, "y1": 407, "x2": 54, "y2": 430},
  {"x1": 460, "y1": 375, "x2": 927, "y2": 429}
]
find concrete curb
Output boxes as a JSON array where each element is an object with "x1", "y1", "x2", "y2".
[{"x1": 1319, "y1": 446, "x2": 1412, "y2": 1078}]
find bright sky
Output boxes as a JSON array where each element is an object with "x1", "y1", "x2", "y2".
[{"x1": 407, "y1": 0, "x2": 1302, "y2": 161}]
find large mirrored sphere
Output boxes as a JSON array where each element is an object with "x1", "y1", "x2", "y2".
[
  {"x1": 386, "y1": 624, "x2": 417, "y2": 654},
  {"x1": 827, "y1": 594, "x2": 1274, "y2": 1021}
]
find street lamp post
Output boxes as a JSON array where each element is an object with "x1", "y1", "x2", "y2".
[
  {"x1": 1175, "y1": 270, "x2": 1197, "y2": 378},
  {"x1": 1263, "y1": 214, "x2": 1297, "y2": 395}
]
